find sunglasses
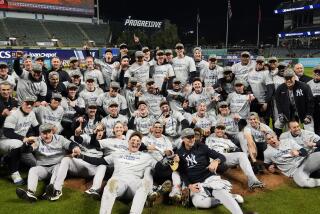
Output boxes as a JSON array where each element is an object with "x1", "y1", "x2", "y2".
[
  {"x1": 72, "y1": 75, "x2": 81, "y2": 79},
  {"x1": 53, "y1": 98, "x2": 62, "y2": 102},
  {"x1": 88, "y1": 106, "x2": 97, "y2": 109},
  {"x1": 173, "y1": 81, "x2": 181, "y2": 84},
  {"x1": 256, "y1": 61, "x2": 264, "y2": 64},
  {"x1": 86, "y1": 79, "x2": 94, "y2": 83},
  {"x1": 216, "y1": 126, "x2": 226, "y2": 130},
  {"x1": 68, "y1": 88, "x2": 77, "y2": 91},
  {"x1": 25, "y1": 101, "x2": 35, "y2": 106},
  {"x1": 219, "y1": 105, "x2": 228, "y2": 108},
  {"x1": 176, "y1": 47, "x2": 184, "y2": 50},
  {"x1": 209, "y1": 59, "x2": 217, "y2": 62},
  {"x1": 284, "y1": 76, "x2": 293, "y2": 80},
  {"x1": 143, "y1": 49, "x2": 150, "y2": 53}
]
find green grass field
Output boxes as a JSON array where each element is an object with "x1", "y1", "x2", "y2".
[
  {"x1": 1, "y1": 176, "x2": 320, "y2": 214},
  {"x1": 304, "y1": 67, "x2": 313, "y2": 77},
  {"x1": 0, "y1": 66, "x2": 318, "y2": 214}
]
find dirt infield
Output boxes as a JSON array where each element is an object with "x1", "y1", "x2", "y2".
[{"x1": 64, "y1": 167, "x2": 291, "y2": 197}]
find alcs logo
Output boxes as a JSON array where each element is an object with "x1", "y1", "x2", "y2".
[{"x1": 0, "y1": 51, "x2": 11, "y2": 59}]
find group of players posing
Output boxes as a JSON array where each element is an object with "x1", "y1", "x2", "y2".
[{"x1": 1, "y1": 41, "x2": 320, "y2": 214}]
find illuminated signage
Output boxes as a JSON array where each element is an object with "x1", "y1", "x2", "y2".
[{"x1": 274, "y1": 4, "x2": 320, "y2": 14}]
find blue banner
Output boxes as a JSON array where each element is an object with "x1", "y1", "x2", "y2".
[
  {"x1": 274, "y1": 4, "x2": 320, "y2": 14},
  {"x1": 298, "y1": 58, "x2": 320, "y2": 68}
]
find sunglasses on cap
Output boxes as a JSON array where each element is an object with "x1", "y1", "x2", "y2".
[
  {"x1": 284, "y1": 76, "x2": 293, "y2": 80},
  {"x1": 53, "y1": 98, "x2": 62, "y2": 102},
  {"x1": 147, "y1": 82, "x2": 154, "y2": 86},
  {"x1": 33, "y1": 70, "x2": 42, "y2": 73},
  {"x1": 185, "y1": 135, "x2": 195, "y2": 140},
  {"x1": 209, "y1": 59, "x2": 217, "y2": 62},
  {"x1": 25, "y1": 101, "x2": 35, "y2": 106},
  {"x1": 269, "y1": 60, "x2": 277, "y2": 63},
  {"x1": 86, "y1": 79, "x2": 94, "y2": 83},
  {"x1": 219, "y1": 105, "x2": 228, "y2": 108},
  {"x1": 256, "y1": 61, "x2": 264, "y2": 64},
  {"x1": 165, "y1": 53, "x2": 172, "y2": 56},
  {"x1": 88, "y1": 105, "x2": 97, "y2": 109},
  {"x1": 176, "y1": 47, "x2": 184, "y2": 50},
  {"x1": 143, "y1": 49, "x2": 150, "y2": 53},
  {"x1": 72, "y1": 75, "x2": 81, "y2": 79},
  {"x1": 173, "y1": 81, "x2": 181, "y2": 84}
]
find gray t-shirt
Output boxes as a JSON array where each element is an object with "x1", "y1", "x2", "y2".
[
  {"x1": 231, "y1": 61, "x2": 256, "y2": 81},
  {"x1": 152, "y1": 63, "x2": 174, "y2": 89},
  {"x1": 101, "y1": 114, "x2": 128, "y2": 137},
  {"x1": 34, "y1": 106, "x2": 64, "y2": 133},
  {"x1": 247, "y1": 70, "x2": 273, "y2": 103},
  {"x1": 142, "y1": 135, "x2": 173, "y2": 161},
  {"x1": 200, "y1": 65, "x2": 224, "y2": 87},
  {"x1": 264, "y1": 139, "x2": 304, "y2": 177},
  {"x1": 125, "y1": 61, "x2": 150, "y2": 86},
  {"x1": 280, "y1": 130, "x2": 320, "y2": 153},
  {"x1": 205, "y1": 134, "x2": 238, "y2": 154},
  {"x1": 227, "y1": 92, "x2": 250, "y2": 119},
  {"x1": 79, "y1": 87, "x2": 104, "y2": 107},
  {"x1": 172, "y1": 56, "x2": 196, "y2": 84}
]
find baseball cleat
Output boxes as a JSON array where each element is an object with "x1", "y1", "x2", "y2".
[
  {"x1": 181, "y1": 187, "x2": 190, "y2": 207},
  {"x1": 169, "y1": 187, "x2": 182, "y2": 203},
  {"x1": 145, "y1": 191, "x2": 159, "y2": 207},
  {"x1": 16, "y1": 188, "x2": 37, "y2": 202},
  {"x1": 232, "y1": 194, "x2": 244, "y2": 204},
  {"x1": 48, "y1": 190, "x2": 62, "y2": 201},
  {"x1": 159, "y1": 180, "x2": 172, "y2": 193},
  {"x1": 84, "y1": 188, "x2": 101, "y2": 200},
  {"x1": 249, "y1": 181, "x2": 265, "y2": 190}
]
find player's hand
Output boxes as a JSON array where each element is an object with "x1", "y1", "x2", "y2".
[
  {"x1": 306, "y1": 141, "x2": 316, "y2": 148},
  {"x1": 191, "y1": 117, "x2": 198, "y2": 124},
  {"x1": 147, "y1": 144, "x2": 156, "y2": 151},
  {"x1": 208, "y1": 159, "x2": 220, "y2": 173},
  {"x1": 135, "y1": 91, "x2": 142, "y2": 97},
  {"x1": 164, "y1": 150, "x2": 173, "y2": 157},
  {"x1": 173, "y1": 154, "x2": 180, "y2": 162},
  {"x1": 16, "y1": 51, "x2": 24, "y2": 58},
  {"x1": 75, "y1": 126, "x2": 82, "y2": 136},
  {"x1": 188, "y1": 183, "x2": 200, "y2": 193},
  {"x1": 76, "y1": 117, "x2": 84, "y2": 123},
  {"x1": 290, "y1": 149, "x2": 300, "y2": 157},
  {"x1": 72, "y1": 147, "x2": 81, "y2": 157},
  {"x1": 248, "y1": 94, "x2": 255, "y2": 102},
  {"x1": 1, "y1": 108, "x2": 11, "y2": 116},
  {"x1": 268, "y1": 164, "x2": 276, "y2": 173},
  {"x1": 203, "y1": 128, "x2": 211, "y2": 137},
  {"x1": 133, "y1": 34, "x2": 139, "y2": 43},
  {"x1": 304, "y1": 116, "x2": 312, "y2": 125}
]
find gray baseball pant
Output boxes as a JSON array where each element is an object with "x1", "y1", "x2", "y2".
[
  {"x1": 100, "y1": 176, "x2": 149, "y2": 214},
  {"x1": 53, "y1": 157, "x2": 107, "y2": 191},
  {"x1": 293, "y1": 152, "x2": 320, "y2": 188},
  {"x1": 224, "y1": 152, "x2": 260, "y2": 185},
  {"x1": 27, "y1": 164, "x2": 60, "y2": 192}
]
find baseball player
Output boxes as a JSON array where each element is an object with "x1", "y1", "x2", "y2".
[
  {"x1": 193, "y1": 47, "x2": 208, "y2": 79},
  {"x1": 73, "y1": 102, "x2": 101, "y2": 135},
  {"x1": 45, "y1": 123, "x2": 106, "y2": 201},
  {"x1": 150, "y1": 49, "x2": 175, "y2": 89},
  {"x1": 0, "y1": 96, "x2": 39, "y2": 184},
  {"x1": 101, "y1": 102, "x2": 128, "y2": 137},
  {"x1": 231, "y1": 51, "x2": 256, "y2": 81},
  {"x1": 124, "y1": 51, "x2": 150, "y2": 87},
  {"x1": 264, "y1": 133, "x2": 320, "y2": 188},
  {"x1": 128, "y1": 101, "x2": 156, "y2": 136},
  {"x1": 34, "y1": 93, "x2": 64, "y2": 134},
  {"x1": 14, "y1": 54, "x2": 47, "y2": 105},
  {"x1": 206, "y1": 123, "x2": 264, "y2": 189},
  {"x1": 16, "y1": 124, "x2": 77, "y2": 202},
  {"x1": 83, "y1": 56, "x2": 105, "y2": 89},
  {"x1": 79, "y1": 76, "x2": 104, "y2": 107},
  {"x1": 172, "y1": 43, "x2": 197, "y2": 85},
  {"x1": 177, "y1": 128, "x2": 243, "y2": 214},
  {"x1": 215, "y1": 66, "x2": 236, "y2": 101},
  {"x1": 200, "y1": 55, "x2": 224, "y2": 88},
  {"x1": 307, "y1": 65, "x2": 320, "y2": 135},
  {"x1": 0, "y1": 62, "x2": 16, "y2": 88},
  {"x1": 96, "y1": 81, "x2": 128, "y2": 116},
  {"x1": 280, "y1": 120, "x2": 320, "y2": 153},
  {"x1": 77, "y1": 131, "x2": 161, "y2": 214}
]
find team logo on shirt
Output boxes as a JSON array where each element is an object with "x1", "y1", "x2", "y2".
[
  {"x1": 185, "y1": 154, "x2": 198, "y2": 168},
  {"x1": 296, "y1": 89, "x2": 303, "y2": 96}
]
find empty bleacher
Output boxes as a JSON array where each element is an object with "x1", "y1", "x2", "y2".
[
  {"x1": 3, "y1": 18, "x2": 50, "y2": 46},
  {"x1": 79, "y1": 23, "x2": 110, "y2": 46},
  {"x1": 0, "y1": 18, "x2": 110, "y2": 47}
]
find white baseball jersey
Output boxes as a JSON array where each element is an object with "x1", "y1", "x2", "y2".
[
  {"x1": 101, "y1": 114, "x2": 128, "y2": 137},
  {"x1": 152, "y1": 63, "x2": 174, "y2": 89},
  {"x1": 104, "y1": 150, "x2": 157, "y2": 179},
  {"x1": 2, "y1": 108, "x2": 38, "y2": 139},
  {"x1": 172, "y1": 56, "x2": 196, "y2": 84},
  {"x1": 16, "y1": 70, "x2": 47, "y2": 104},
  {"x1": 227, "y1": 92, "x2": 250, "y2": 119},
  {"x1": 99, "y1": 136, "x2": 128, "y2": 156},
  {"x1": 33, "y1": 134, "x2": 71, "y2": 166},
  {"x1": 124, "y1": 61, "x2": 150, "y2": 86},
  {"x1": 231, "y1": 61, "x2": 256, "y2": 81},
  {"x1": 244, "y1": 123, "x2": 273, "y2": 144},
  {"x1": 142, "y1": 135, "x2": 173, "y2": 161},
  {"x1": 264, "y1": 139, "x2": 304, "y2": 177},
  {"x1": 96, "y1": 93, "x2": 127, "y2": 113},
  {"x1": 280, "y1": 130, "x2": 320, "y2": 153},
  {"x1": 34, "y1": 105, "x2": 64, "y2": 133},
  {"x1": 247, "y1": 70, "x2": 273, "y2": 103},
  {"x1": 79, "y1": 87, "x2": 104, "y2": 106},
  {"x1": 158, "y1": 111, "x2": 185, "y2": 137},
  {"x1": 200, "y1": 65, "x2": 224, "y2": 87},
  {"x1": 205, "y1": 134, "x2": 238, "y2": 154}
]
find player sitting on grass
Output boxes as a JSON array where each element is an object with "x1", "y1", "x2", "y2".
[
  {"x1": 206, "y1": 123, "x2": 264, "y2": 190},
  {"x1": 264, "y1": 133, "x2": 320, "y2": 188},
  {"x1": 16, "y1": 124, "x2": 78, "y2": 202}
]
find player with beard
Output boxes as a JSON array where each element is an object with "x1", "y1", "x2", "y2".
[
  {"x1": 215, "y1": 66, "x2": 236, "y2": 100},
  {"x1": 231, "y1": 51, "x2": 256, "y2": 81},
  {"x1": 200, "y1": 55, "x2": 224, "y2": 88}
]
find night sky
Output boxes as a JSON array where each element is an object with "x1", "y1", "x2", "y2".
[{"x1": 102, "y1": 0, "x2": 284, "y2": 45}]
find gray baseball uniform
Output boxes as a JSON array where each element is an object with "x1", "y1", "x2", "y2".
[
  {"x1": 231, "y1": 60, "x2": 256, "y2": 81},
  {"x1": 94, "y1": 59, "x2": 115, "y2": 89},
  {"x1": 200, "y1": 65, "x2": 224, "y2": 87},
  {"x1": 227, "y1": 92, "x2": 250, "y2": 119},
  {"x1": 96, "y1": 93, "x2": 127, "y2": 114},
  {"x1": 280, "y1": 130, "x2": 320, "y2": 153},
  {"x1": 124, "y1": 61, "x2": 150, "y2": 86},
  {"x1": 33, "y1": 105, "x2": 64, "y2": 133},
  {"x1": 172, "y1": 56, "x2": 196, "y2": 85},
  {"x1": 264, "y1": 139, "x2": 320, "y2": 187},
  {"x1": 205, "y1": 134, "x2": 261, "y2": 186},
  {"x1": 139, "y1": 92, "x2": 166, "y2": 116},
  {"x1": 61, "y1": 96, "x2": 86, "y2": 123},
  {"x1": 152, "y1": 63, "x2": 174, "y2": 89},
  {"x1": 79, "y1": 87, "x2": 104, "y2": 106}
]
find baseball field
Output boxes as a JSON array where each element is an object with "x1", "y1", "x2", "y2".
[{"x1": 0, "y1": 67, "x2": 318, "y2": 214}]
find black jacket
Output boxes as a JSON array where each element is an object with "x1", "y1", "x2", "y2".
[
  {"x1": 176, "y1": 142, "x2": 226, "y2": 186},
  {"x1": 298, "y1": 75, "x2": 312, "y2": 83},
  {"x1": 275, "y1": 81, "x2": 314, "y2": 121}
]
